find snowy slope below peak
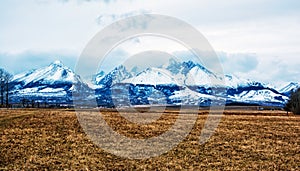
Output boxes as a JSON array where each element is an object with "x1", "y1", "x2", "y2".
[
  {"x1": 122, "y1": 68, "x2": 177, "y2": 85},
  {"x1": 229, "y1": 89, "x2": 288, "y2": 104},
  {"x1": 12, "y1": 87, "x2": 67, "y2": 97},
  {"x1": 169, "y1": 87, "x2": 226, "y2": 106},
  {"x1": 224, "y1": 75, "x2": 252, "y2": 88},
  {"x1": 93, "y1": 71, "x2": 106, "y2": 84},
  {"x1": 185, "y1": 65, "x2": 221, "y2": 87}
]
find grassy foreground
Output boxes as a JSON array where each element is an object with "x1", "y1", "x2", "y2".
[{"x1": 0, "y1": 109, "x2": 299, "y2": 170}]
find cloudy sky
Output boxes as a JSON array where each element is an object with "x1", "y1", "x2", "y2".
[{"x1": 0, "y1": 0, "x2": 299, "y2": 87}]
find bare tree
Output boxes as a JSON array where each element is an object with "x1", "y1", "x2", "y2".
[
  {"x1": 0, "y1": 68, "x2": 13, "y2": 108},
  {"x1": 0, "y1": 68, "x2": 4, "y2": 107},
  {"x1": 21, "y1": 98, "x2": 29, "y2": 108},
  {"x1": 285, "y1": 88, "x2": 300, "y2": 115},
  {"x1": 4, "y1": 72, "x2": 12, "y2": 108}
]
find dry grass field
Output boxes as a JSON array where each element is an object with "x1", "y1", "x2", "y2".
[{"x1": 0, "y1": 108, "x2": 299, "y2": 170}]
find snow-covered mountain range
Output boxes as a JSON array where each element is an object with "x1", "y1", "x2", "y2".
[{"x1": 8, "y1": 59, "x2": 299, "y2": 107}]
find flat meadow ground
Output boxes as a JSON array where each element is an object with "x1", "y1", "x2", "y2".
[{"x1": 0, "y1": 108, "x2": 299, "y2": 170}]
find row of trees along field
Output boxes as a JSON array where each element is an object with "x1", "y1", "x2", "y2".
[{"x1": 0, "y1": 68, "x2": 12, "y2": 108}]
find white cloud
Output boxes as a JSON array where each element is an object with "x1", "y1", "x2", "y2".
[
  {"x1": 0, "y1": 1, "x2": 97, "y2": 53},
  {"x1": 0, "y1": 50, "x2": 77, "y2": 74},
  {"x1": 219, "y1": 52, "x2": 259, "y2": 74},
  {"x1": 96, "y1": 9, "x2": 150, "y2": 26},
  {"x1": 0, "y1": 0, "x2": 299, "y2": 85}
]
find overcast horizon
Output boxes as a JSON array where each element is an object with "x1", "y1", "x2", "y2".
[{"x1": 1, "y1": 0, "x2": 300, "y2": 87}]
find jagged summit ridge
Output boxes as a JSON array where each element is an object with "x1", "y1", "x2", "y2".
[{"x1": 52, "y1": 60, "x2": 64, "y2": 66}]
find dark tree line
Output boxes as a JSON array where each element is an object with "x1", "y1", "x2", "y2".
[
  {"x1": 0, "y1": 68, "x2": 12, "y2": 108},
  {"x1": 21, "y1": 99, "x2": 42, "y2": 108},
  {"x1": 285, "y1": 88, "x2": 300, "y2": 115}
]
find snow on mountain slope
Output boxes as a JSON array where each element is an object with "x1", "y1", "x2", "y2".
[
  {"x1": 230, "y1": 89, "x2": 288, "y2": 103},
  {"x1": 123, "y1": 68, "x2": 177, "y2": 85},
  {"x1": 224, "y1": 75, "x2": 252, "y2": 88},
  {"x1": 95, "y1": 65, "x2": 132, "y2": 87},
  {"x1": 169, "y1": 87, "x2": 218, "y2": 105},
  {"x1": 93, "y1": 71, "x2": 106, "y2": 84},
  {"x1": 16, "y1": 87, "x2": 67, "y2": 97},
  {"x1": 163, "y1": 60, "x2": 197, "y2": 85},
  {"x1": 12, "y1": 60, "x2": 81, "y2": 86},
  {"x1": 279, "y1": 82, "x2": 299, "y2": 94},
  {"x1": 90, "y1": 71, "x2": 106, "y2": 89},
  {"x1": 185, "y1": 65, "x2": 221, "y2": 87}
]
